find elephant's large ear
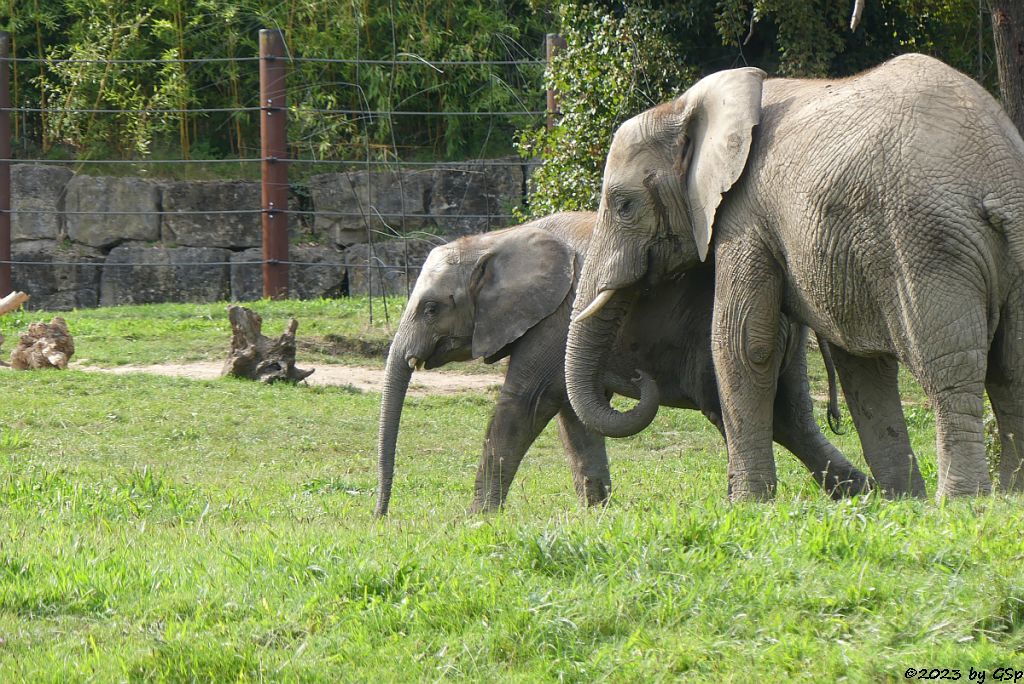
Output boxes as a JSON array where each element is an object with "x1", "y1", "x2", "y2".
[
  {"x1": 673, "y1": 67, "x2": 765, "y2": 261},
  {"x1": 468, "y1": 227, "x2": 575, "y2": 359}
]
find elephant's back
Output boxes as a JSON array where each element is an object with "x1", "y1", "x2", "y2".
[
  {"x1": 526, "y1": 211, "x2": 597, "y2": 258},
  {"x1": 747, "y1": 55, "x2": 1022, "y2": 356}
]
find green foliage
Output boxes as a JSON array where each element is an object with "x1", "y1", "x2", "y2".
[
  {"x1": 715, "y1": 0, "x2": 992, "y2": 80},
  {"x1": 1, "y1": 1, "x2": 553, "y2": 165},
  {"x1": 0, "y1": 298, "x2": 407, "y2": 367},
  {"x1": 520, "y1": 0, "x2": 994, "y2": 215},
  {"x1": 516, "y1": 2, "x2": 701, "y2": 215}
]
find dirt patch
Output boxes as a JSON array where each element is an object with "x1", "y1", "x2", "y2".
[
  {"x1": 67, "y1": 360, "x2": 502, "y2": 396},
  {"x1": 298, "y1": 334, "x2": 391, "y2": 359}
]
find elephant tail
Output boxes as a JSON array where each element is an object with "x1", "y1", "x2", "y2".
[{"x1": 816, "y1": 333, "x2": 845, "y2": 435}]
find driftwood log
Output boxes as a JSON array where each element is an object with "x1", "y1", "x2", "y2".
[
  {"x1": 0, "y1": 291, "x2": 29, "y2": 317},
  {"x1": 0, "y1": 292, "x2": 31, "y2": 360},
  {"x1": 221, "y1": 305, "x2": 314, "y2": 383},
  {"x1": 10, "y1": 317, "x2": 75, "y2": 370}
]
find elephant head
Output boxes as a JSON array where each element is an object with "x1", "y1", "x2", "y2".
[
  {"x1": 566, "y1": 66, "x2": 766, "y2": 436},
  {"x1": 375, "y1": 226, "x2": 577, "y2": 516}
]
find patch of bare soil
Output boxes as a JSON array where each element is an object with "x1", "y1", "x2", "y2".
[
  {"x1": 67, "y1": 361, "x2": 502, "y2": 396},
  {"x1": 298, "y1": 334, "x2": 391, "y2": 359}
]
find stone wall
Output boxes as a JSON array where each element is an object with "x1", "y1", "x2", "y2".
[{"x1": 7, "y1": 160, "x2": 529, "y2": 309}]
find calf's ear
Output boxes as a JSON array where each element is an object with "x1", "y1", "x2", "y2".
[{"x1": 468, "y1": 228, "x2": 575, "y2": 359}]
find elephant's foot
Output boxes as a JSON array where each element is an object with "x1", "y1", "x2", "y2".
[
  {"x1": 935, "y1": 475, "x2": 992, "y2": 499},
  {"x1": 1000, "y1": 468, "x2": 1024, "y2": 494},
  {"x1": 872, "y1": 454, "x2": 928, "y2": 499},
  {"x1": 931, "y1": 386, "x2": 991, "y2": 499},
  {"x1": 581, "y1": 476, "x2": 611, "y2": 507},
  {"x1": 466, "y1": 496, "x2": 502, "y2": 515},
  {"x1": 726, "y1": 472, "x2": 777, "y2": 502},
  {"x1": 937, "y1": 479, "x2": 991, "y2": 499},
  {"x1": 819, "y1": 464, "x2": 872, "y2": 500}
]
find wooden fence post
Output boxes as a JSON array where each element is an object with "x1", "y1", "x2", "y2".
[
  {"x1": 545, "y1": 33, "x2": 566, "y2": 131},
  {"x1": 259, "y1": 29, "x2": 289, "y2": 299}
]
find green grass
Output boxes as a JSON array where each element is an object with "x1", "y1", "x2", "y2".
[
  {"x1": 0, "y1": 298, "x2": 500, "y2": 375},
  {"x1": 1, "y1": 298, "x2": 404, "y2": 368},
  {"x1": 0, "y1": 303, "x2": 1022, "y2": 680}
]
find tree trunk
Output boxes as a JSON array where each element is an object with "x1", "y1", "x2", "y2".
[
  {"x1": 988, "y1": 0, "x2": 1024, "y2": 134},
  {"x1": 9, "y1": 317, "x2": 74, "y2": 370},
  {"x1": 221, "y1": 306, "x2": 314, "y2": 383}
]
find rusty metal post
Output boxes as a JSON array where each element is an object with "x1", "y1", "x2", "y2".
[
  {"x1": 0, "y1": 32, "x2": 12, "y2": 297},
  {"x1": 259, "y1": 29, "x2": 289, "y2": 299},
  {"x1": 545, "y1": 33, "x2": 566, "y2": 131}
]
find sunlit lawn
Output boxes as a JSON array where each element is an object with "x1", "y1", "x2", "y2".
[{"x1": 0, "y1": 301, "x2": 1021, "y2": 681}]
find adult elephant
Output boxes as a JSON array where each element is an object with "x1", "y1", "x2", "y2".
[
  {"x1": 375, "y1": 212, "x2": 871, "y2": 517},
  {"x1": 566, "y1": 54, "x2": 1024, "y2": 501}
]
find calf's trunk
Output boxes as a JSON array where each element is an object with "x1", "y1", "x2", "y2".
[{"x1": 375, "y1": 336, "x2": 414, "y2": 517}]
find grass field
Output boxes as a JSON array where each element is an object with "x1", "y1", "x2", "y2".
[{"x1": 1, "y1": 300, "x2": 1022, "y2": 681}]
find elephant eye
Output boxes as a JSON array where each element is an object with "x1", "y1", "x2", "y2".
[
  {"x1": 422, "y1": 301, "x2": 439, "y2": 317},
  {"x1": 615, "y1": 196, "x2": 635, "y2": 219}
]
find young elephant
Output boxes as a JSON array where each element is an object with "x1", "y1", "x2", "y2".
[{"x1": 375, "y1": 212, "x2": 870, "y2": 516}]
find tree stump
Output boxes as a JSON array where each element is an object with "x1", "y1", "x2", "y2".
[
  {"x1": 10, "y1": 317, "x2": 75, "y2": 370},
  {"x1": 221, "y1": 305, "x2": 314, "y2": 383}
]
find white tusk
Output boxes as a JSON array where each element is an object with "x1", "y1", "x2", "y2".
[
  {"x1": 573, "y1": 289, "x2": 616, "y2": 323},
  {"x1": 408, "y1": 356, "x2": 420, "y2": 370}
]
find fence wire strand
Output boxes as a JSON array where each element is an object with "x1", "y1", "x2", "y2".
[{"x1": 0, "y1": 36, "x2": 549, "y2": 311}]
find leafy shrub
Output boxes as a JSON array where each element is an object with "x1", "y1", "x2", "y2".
[{"x1": 516, "y1": 2, "x2": 698, "y2": 216}]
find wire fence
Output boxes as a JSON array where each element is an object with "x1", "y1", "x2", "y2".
[{"x1": 0, "y1": 29, "x2": 560, "y2": 323}]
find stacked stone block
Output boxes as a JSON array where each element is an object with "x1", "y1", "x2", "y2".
[{"x1": 7, "y1": 160, "x2": 528, "y2": 309}]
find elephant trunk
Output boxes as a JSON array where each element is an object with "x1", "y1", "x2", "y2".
[
  {"x1": 375, "y1": 332, "x2": 414, "y2": 517},
  {"x1": 566, "y1": 288, "x2": 660, "y2": 437}
]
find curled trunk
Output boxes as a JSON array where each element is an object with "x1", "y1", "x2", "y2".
[
  {"x1": 375, "y1": 337, "x2": 414, "y2": 517},
  {"x1": 566, "y1": 292, "x2": 660, "y2": 437}
]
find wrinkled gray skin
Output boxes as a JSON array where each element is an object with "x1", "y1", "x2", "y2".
[
  {"x1": 375, "y1": 212, "x2": 870, "y2": 517},
  {"x1": 566, "y1": 53, "x2": 1024, "y2": 501}
]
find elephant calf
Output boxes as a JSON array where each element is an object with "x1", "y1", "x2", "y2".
[{"x1": 375, "y1": 212, "x2": 869, "y2": 516}]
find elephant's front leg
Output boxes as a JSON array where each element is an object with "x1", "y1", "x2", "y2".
[
  {"x1": 712, "y1": 245, "x2": 784, "y2": 501},
  {"x1": 557, "y1": 406, "x2": 611, "y2": 507},
  {"x1": 470, "y1": 385, "x2": 562, "y2": 513}
]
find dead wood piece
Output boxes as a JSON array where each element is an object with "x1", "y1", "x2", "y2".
[
  {"x1": 0, "y1": 291, "x2": 30, "y2": 317},
  {"x1": 221, "y1": 305, "x2": 314, "y2": 383},
  {"x1": 10, "y1": 317, "x2": 75, "y2": 370}
]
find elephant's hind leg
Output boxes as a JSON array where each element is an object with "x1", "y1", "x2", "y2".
[
  {"x1": 907, "y1": 341, "x2": 990, "y2": 497},
  {"x1": 557, "y1": 407, "x2": 612, "y2": 507},
  {"x1": 829, "y1": 346, "x2": 927, "y2": 498},
  {"x1": 929, "y1": 371, "x2": 990, "y2": 498},
  {"x1": 986, "y1": 381, "x2": 1024, "y2": 492},
  {"x1": 771, "y1": 343, "x2": 872, "y2": 499},
  {"x1": 986, "y1": 292, "x2": 1024, "y2": 492},
  {"x1": 888, "y1": 253, "x2": 996, "y2": 497}
]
